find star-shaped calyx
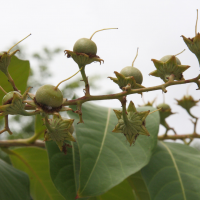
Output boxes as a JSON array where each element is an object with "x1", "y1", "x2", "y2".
[
  {"x1": 182, "y1": 34, "x2": 200, "y2": 66},
  {"x1": 0, "y1": 87, "x2": 38, "y2": 116},
  {"x1": 182, "y1": 10, "x2": 200, "y2": 66},
  {"x1": 149, "y1": 56, "x2": 190, "y2": 82},
  {"x1": 112, "y1": 101, "x2": 150, "y2": 146},
  {"x1": 64, "y1": 50, "x2": 104, "y2": 67},
  {"x1": 138, "y1": 97, "x2": 157, "y2": 107},
  {"x1": 44, "y1": 115, "x2": 76, "y2": 152},
  {"x1": 108, "y1": 71, "x2": 145, "y2": 90},
  {"x1": 175, "y1": 95, "x2": 199, "y2": 118}
]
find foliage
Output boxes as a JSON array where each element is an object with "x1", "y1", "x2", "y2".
[{"x1": 0, "y1": 12, "x2": 200, "y2": 200}]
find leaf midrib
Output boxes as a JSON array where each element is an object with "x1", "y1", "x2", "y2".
[
  {"x1": 79, "y1": 108, "x2": 111, "y2": 195},
  {"x1": 161, "y1": 141, "x2": 186, "y2": 200}
]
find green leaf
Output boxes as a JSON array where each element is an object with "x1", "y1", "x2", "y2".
[
  {"x1": 0, "y1": 158, "x2": 30, "y2": 200},
  {"x1": 9, "y1": 147, "x2": 65, "y2": 200},
  {"x1": 88, "y1": 179, "x2": 136, "y2": 200},
  {"x1": 46, "y1": 140, "x2": 77, "y2": 200},
  {"x1": 0, "y1": 55, "x2": 30, "y2": 95},
  {"x1": 0, "y1": 56, "x2": 30, "y2": 119},
  {"x1": 141, "y1": 141, "x2": 200, "y2": 200},
  {"x1": 127, "y1": 171, "x2": 150, "y2": 200},
  {"x1": 68, "y1": 103, "x2": 159, "y2": 198}
]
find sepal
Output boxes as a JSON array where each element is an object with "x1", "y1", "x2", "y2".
[
  {"x1": 44, "y1": 115, "x2": 76, "y2": 152},
  {"x1": 64, "y1": 50, "x2": 104, "y2": 66},
  {"x1": 108, "y1": 71, "x2": 145, "y2": 90},
  {"x1": 112, "y1": 101, "x2": 150, "y2": 146}
]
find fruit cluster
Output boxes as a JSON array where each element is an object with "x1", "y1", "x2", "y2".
[{"x1": 0, "y1": 11, "x2": 200, "y2": 152}]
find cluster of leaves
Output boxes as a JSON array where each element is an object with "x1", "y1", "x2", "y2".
[
  {"x1": 1, "y1": 96, "x2": 200, "y2": 200},
  {"x1": 0, "y1": 54, "x2": 199, "y2": 199}
]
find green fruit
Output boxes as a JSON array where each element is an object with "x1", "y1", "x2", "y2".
[
  {"x1": 160, "y1": 55, "x2": 181, "y2": 65},
  {"x1": 2, "y1": 91, "x2": 21, "y2": 105},
  {"x1": 120, "y1": 66, "x2": 143, "y2": 85},
  {"x1": 73, "y1": 38, "x2": 97, "y2": 55},
  {"x1": 35, "y1": 84, "x2": 63, "y2": 108},
  {"x1": 157, "y1": 103, "x2": 170, "y2": 111}
]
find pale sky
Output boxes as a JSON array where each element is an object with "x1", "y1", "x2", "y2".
[{"x1": 1, "y1": 0, "x2": 200, "y2": 136}]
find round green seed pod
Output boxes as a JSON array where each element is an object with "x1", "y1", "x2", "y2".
[
  {"x1": 73, "y1": 38, "x2": 97, "y2": 55},
  {"x1": 160, "y1": 55, "x2": 181, "y2": 65},
  {"x1": 157, "y1": 103, "x2": 170, "y2": 111},
  {"x1": 35, "y1": 84, "x2": 63, "y2": 108},
  {"x1": 2, "y1": 91, "x2": 21, "y2": 105},
  {"x1": 120, "y1": 66, "x2": 143, "y2": 85}
]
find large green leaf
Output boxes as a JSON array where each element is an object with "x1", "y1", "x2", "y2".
[
  {"x1": 9, "y1": 147, "x2": 65, "y2": 200},
  {"x1": 0, "y1": 158, "x2": 30, "y2": 200},
  {"x1": 88, "y1": 179, "x2": 136, "y2": 200},
  {"x1": 0, "y1": 56, "x2": 30, "y2": 120},
  {"x1": 128, "y1": 171, "x2": 150, "y2": 200},
  {"x1": 46, "y1": 140, "x2": 77, "y2": 200},
  {"x1": 141, "y1": 141, "x2": 200, "y2": 200},
  {"x1": 68, "y1": 103, "x2": 159, "y2": 198}
]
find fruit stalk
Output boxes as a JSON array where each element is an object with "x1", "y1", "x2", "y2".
[
  {"x1": 6, "y1": 72, "x2": 19, "y2": 91},
  {"x1": 79, "y1": 65, "x2": 90, "y2": 96},
  {"x1": 121, "y1": 96, "x2": 129, "y2": 125},
  {"x1": 0, "y1": 115, "x2": 12, "y2": 135}
]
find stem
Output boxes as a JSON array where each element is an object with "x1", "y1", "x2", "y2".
[
  {"x1": 44, "y1": 115, "x2": 53, "y2": 132},
  {"x1": 192, "y1": 118, "x2": 198, "y2": 135},
  {"x1": 25, "y1": 131, "x2": 45, "y2": 144},
  {"x1": 121, "y1": 96, "x2": 129, "y2": 125},
  {"x1": 63, "y1": 74, "x2": 200, "y2": 106},
  {"x1": 79, "y1": 65, "x2": 90, "y2": 96},
  {"x1": 6, "y1": 72, "x2": 19, "y2": 91},
  {"x1": 0, "y1": 115, "x2": 13, "y2": 135},
  {"x1": 75, "y1": 103, "x2": 84, "y2": 124},
  {"x1": 0, "y1": 139, "x2": 45, "y2": 148},
  {"x1": 187, "y1": 110, "x2": 197, "y2": 119},
  {"x1": 158, "y1": 133, "x2": 200, "y2": 141},
  {"x1": 132, "y1": 48, "x2": 139, "y2": 67},
  {"x1": 90, "y1": 28, "x2": 118, "y2": 40},
  {"x1": 196, "y1": 9, "x2": 198, "y2": 36}
]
